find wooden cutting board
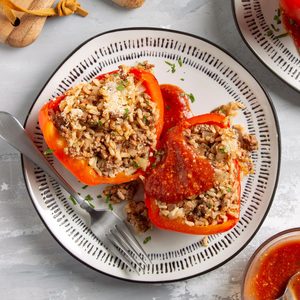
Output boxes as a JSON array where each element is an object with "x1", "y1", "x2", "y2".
[{"x1": 0, "y1": 0, "x2": 55, "y2": 47}]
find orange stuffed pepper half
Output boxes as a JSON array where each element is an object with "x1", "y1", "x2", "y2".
[{"x1": 39, "y1": 64, "x2": 164, "y2": 185}]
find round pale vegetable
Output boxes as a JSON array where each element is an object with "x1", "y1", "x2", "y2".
[{"x1": 112, "y1": 0, "x2": 144, "y2": 8}]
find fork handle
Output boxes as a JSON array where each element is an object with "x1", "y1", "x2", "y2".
[{"x1": 0, "y1": 111, "x2": 91, "y2": 211}]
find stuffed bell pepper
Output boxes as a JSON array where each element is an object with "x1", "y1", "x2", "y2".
[
  {"x1": 39, "y1": 64, "x2": 164, "y2": 185},
  {"x1": 144, "y1": 103, "x2": 258, "y2": 235}
]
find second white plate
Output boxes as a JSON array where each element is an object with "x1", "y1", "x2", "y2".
[{"x1": 233, "y1": 0, "x2": 300, "y2": 92}]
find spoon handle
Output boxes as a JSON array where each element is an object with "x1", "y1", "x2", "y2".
[{"x1": 0, "y1": 111, "x2": 89, "y2": 209}]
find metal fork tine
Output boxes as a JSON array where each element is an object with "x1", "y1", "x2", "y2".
[
  {"x1": 106, "y1": 235, "x2": 140, "y2": 275},
  {"x1": 109, "y1": 230, "x2": 144, "y2": 270},
  {"x1": 115, "y1": 225, "x2": 148, "y2": 267},
  {"x1": 122, "y1": 221, "x2": 152, "y2": 264}
]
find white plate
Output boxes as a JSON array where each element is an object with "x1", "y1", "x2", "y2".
[
  {"x1": 22, "y1": 28, "x2": 280, "y2": 282},
  {"x1": 233, "y1": 0, "x2": 300, "y2": 92}
]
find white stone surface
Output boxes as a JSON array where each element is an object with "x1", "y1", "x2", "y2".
[{"x1": 0, "y1": 0, "x2": 299, "y2": 299}]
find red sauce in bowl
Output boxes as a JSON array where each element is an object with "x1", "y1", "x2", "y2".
[{"x1": 244, "y1": 239, "x2": 300, "y2": 299}]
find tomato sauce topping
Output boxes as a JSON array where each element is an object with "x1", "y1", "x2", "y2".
[
  {"x1": 160, "y1": 84, "x2": 193, "y2": 137},
  {"x1": 144, "y1": 123, "x2": 214, "y2": 203},
  {"x1": 247, "y1": 240, "x2": 300, "y2": 300}
]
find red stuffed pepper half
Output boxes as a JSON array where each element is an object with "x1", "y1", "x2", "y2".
[{"x1": 144, "y1": 110, "x2": 256, "y2": 235}]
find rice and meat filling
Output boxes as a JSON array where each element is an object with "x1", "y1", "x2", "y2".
[
  {"x1": 156, "y1": 121, "x2": 258, "y2": 227},
  {"x1": 50, "y1": 65, "x2": 159, "y2": 177}
]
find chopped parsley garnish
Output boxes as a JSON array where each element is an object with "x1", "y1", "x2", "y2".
[
  {"x1": 219, "y1": 147, "x2": 227, "y2": 153},
  {"x1": 82, "y1": 185, "x2": 88, "y2": 190},
  {"x1": 87, "y1": 202, "x2": 95, "y2": 208},
  {"x1": 85, "y1": 194, "x2": 93, "y2": 202},
  {"x1": 266, "y1": 8, "x2": 288, "y2": 39},
  {"x1": 165, "y1": 61, "x2": 176, "y2": 73},
  {"x1": 105, "y1": 194, "x2": 110, "y2": 203},
  {"x1": 275, "y1": 32, "x2": 289, "y2": 39},
  {"x1": 84, "y1": 194, "x2": 94, "y2": 208},
  {"x1": 123, "y1": 108, "x2": 129, "y2": 118},
  {"x1": 187, "y1": 93, "x2": 196, "y2": 103},
  {"x1": 68, "y1": 195, "x2": 77, "y2": 205},
  {"x1": 132, "y1": 161, "x2": 140, "y2": 169},
  {"x1": 143, "y1": 116, "x2": 150, "y2": 125},
  {"x1": 117, "y1": 84, "x2": 125, "y2": 91},
  {"x1": 105, "y1": 194, "x2": 113, "y2": 211},
  {"x1": 166, "y1": 105, "x2": 171, "y2": 111},
  {"x1": 271, "y1": 23, "x2": 280, "y2": 32},
  {"x1": 43, "y1": 148, "x2": 54, "y2": 156},
  {"x1": 143, "y1": 236, "x2": 152, "y2": 244},
  {"x1": 180, "y1": 78, "x2": 185, "y2": 81},
  {"x1": 178, "y1": 57, "x2": 183, "y2": 67},
  {"x1": 98, "y1": 120, "x2": 103, "y2": 127},
  {"x1": 96, "y1": 194, "x2": 102, "y2": 199},
  {"x1": 227, "y1": 187, "x2": 232, "y2": 193}
]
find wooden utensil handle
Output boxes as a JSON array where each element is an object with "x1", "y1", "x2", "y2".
[{"x1": 0, "y1": 0, "x2": 55, "y2": 47}]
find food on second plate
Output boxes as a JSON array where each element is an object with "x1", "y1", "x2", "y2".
[
  {"x1": 38, "y1": 64, "x2": 164, "y2": 185},
  {"x1": 280, "y1": 0, "x2": 300, "y2": 51},
  {"x1": 144, "y1": 102, "x2": 258, "y2": 235}
]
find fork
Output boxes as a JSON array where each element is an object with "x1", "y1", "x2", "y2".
[{"x1": 0, "y1": 111, "x2": 151, "y2": 274}]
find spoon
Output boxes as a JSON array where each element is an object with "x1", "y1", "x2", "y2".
[{"x1": 277, "y1": 271, "x2": 300, "y2": 300}]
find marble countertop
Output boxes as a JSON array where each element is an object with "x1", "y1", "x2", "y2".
[{"x1": 1, "y1": 0, "x2": 300, "y2": 299}]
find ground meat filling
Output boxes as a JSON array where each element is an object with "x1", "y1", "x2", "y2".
[
  {"x1": 103, "y1": 181, "x2": 139, "y2": 204},
  {"x1": 125, "y1": 200, "x2": 151, "y2": 233},
  {"x1": 156, "y1": 120, "x2": 257, "y2": 227},
  {"x1": 50, "y1": 65, "x2": 159, "y2": 177}
]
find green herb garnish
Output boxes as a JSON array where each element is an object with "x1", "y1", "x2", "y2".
[
  {"x1": 123, "y1": 108, "x2": 129, "y2": 118},
  {"x1": 180, "y1": 78, "x2": 184, "y2": 81},
  {"x1": 143, "y1": 236, "x2": 152, "y2": 244},
  {"x1": 266, "y1": 29, "x2": 273, "y2": 36},
  {"x1": 69, "y1": 195, "x2": 77, "y2": 205},
  {"x1": 166, "y1": 105, "x2": 171, "y2": 111},
  {"x1": 85, "y1": 194, "x2": 93, "y2": 202},
  {"x1": 132, "y1": 161, "x2": 140, "y2": 169},
  {"x1": 87, "y1": 202, "x2": 95, "y2": 208},
  {"x1": 98, "y1": 120, "x2": 103, "y2": 127},
  {"x1": 165, "y1": 61, "x2": 176, "y2": 73},
  {"x1": 289, "y1": 18, "x2": 296, "y2": 26},
  {"x1": 82, "y1": 185, "x2": 88, "y2": 190},
  {"x1": 117, "y1": 84, "x2": 125, "y2": 91},
  {"x1": 143, "y1": 116, "x2": 150, "y2": 125},
  {"x1": 43, "y1": 148, "x2": 54, "y2": 156},
  {"x1": 219, "y1": 147, "x2": 227, "y2": 153},
  {"x1": 178, "y1": 57, "x2": 183, "y2": 67},
  {"x1": 271, "y1": 24, "x2": 280, "y2": 32},
  {"x1": 227, "y1": 187, "x2": 232, "y2": 193},
  {"x1": 105, "y1": 194, "x2": 113, "y2": 210},
  {"x1": 275, "y1": 32, "x2": 289, "y2": 39},
  {"x1": 105, "y1": 195, "x2": 110, "y2": 203},
  {"x1": 187, "y1": 93, "x2": 196, "y2": 103},
  {"x1": 97, "y1": 194, "x2": 102, "y2": 199}
]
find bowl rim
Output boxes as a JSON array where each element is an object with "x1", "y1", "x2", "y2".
[{"x1": 241, "y1": 227, "x2": 300, "y2": 298}]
